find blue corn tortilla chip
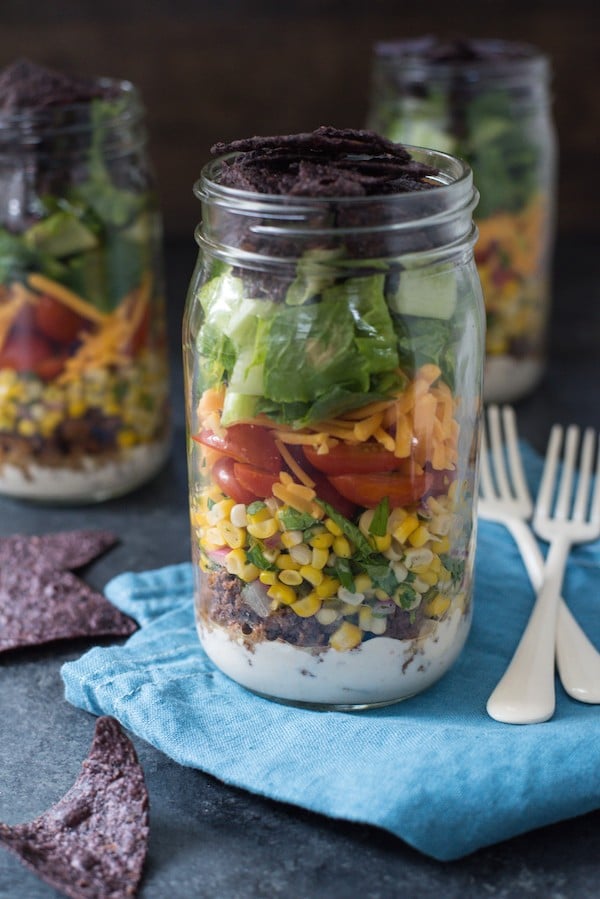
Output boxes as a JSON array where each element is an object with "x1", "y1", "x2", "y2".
[
  {"x1": 0, "y1": 716, "x2": 149, "y2": 899},
  {"x1": 0, "y1": 530, "x2": 136, "y2": 653}
]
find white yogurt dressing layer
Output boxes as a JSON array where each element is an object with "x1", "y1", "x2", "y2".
[
  {"x1": 198, "y1": 608, "x2": 471, "y2": 707},
  {"x1": 483, "y1": 355, "x2": 544, "y2": 404},
  {"x1": 0, "y1": 437, "x2": 170, "y2": 503}
]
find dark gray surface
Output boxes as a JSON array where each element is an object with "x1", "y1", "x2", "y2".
[{"x1": 1, "y1": 237, "x2": 599, "y2": 898}]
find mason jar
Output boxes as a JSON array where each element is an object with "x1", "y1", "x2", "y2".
[
  {"x1": 183, "y1": 140, "x2": 484, "y2": 709},
  {"x1": 0, "y1": 65, "x2": 170, "y2": 502},
  {"x1": 368, "y1": 38, "x2": 557, "y2": 403}
]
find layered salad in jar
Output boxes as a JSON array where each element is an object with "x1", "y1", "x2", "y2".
[
  {"x1": 185, "y1": 128, "x2": 483, "y2": 708},
  {"x1": 0, "y1": 60, "x2": 170, "y2": 501},
  {"x1": 368, "y1": 38, "x2": 556, "y2": 402}
]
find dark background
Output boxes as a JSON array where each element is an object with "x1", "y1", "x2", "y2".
[{"x1": 1, "y1": 0, "x2": 599, "y2": 242}]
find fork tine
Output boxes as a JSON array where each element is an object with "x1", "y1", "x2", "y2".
[
  {"x1": 478, "y1": 418, "x2": 495, "y2": 500},
  {"x1": 555, "y1": 425, "x2": 580, "y2": 519},
  {"x1": 572, "y1": 428, "x2": 595, "y2": 521},
  {"x1": 502, "y1": 405, "x2": 532, "y2": 506},
  {"x1": 488, "y1": 404, "x2": 513, "y2": 499},
  {"x1": 536, "y1": 424, "x2": 563, "y2": 519},
  {"x1": 589, "y1": 433, "x2": 600, "y2": 525}
]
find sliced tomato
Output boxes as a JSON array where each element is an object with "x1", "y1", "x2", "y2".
[
  {"x1": 329, "y1": 471, "x2": 433, "y2": 509},
  {"x1": 0, "y1": 332, "x2": 67, "y2": 381},
  {"x1": 309, "y1": 470, "x2": 357, "y2": 519},
  {"x1": 194, "y1": 424, "x2": 281, "y2": 472},
  {"x1": 233, "y1": 462, "x2": 280, "y2": 500},
  {"x1": 303, "y1": 441, "x2": 409, "y2": 475},
  {"x1": 33, "y1": 294, "x2": 87, "y2": 345},
  {"x1": 212, "y1": 457, "x2": 258, "y2": 505}
]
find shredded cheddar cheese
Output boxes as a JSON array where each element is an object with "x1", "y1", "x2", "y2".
[
  {"x1": 197, "y1": 363, "x2": 460, "y2": 473},
  {"x1": 57, "y1": 274, "x2": 152, "y2": 383},
  {"x1": 27, "y1": 273, "x2": 106, "y2": 324}
]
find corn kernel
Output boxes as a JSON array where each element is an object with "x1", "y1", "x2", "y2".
[
  {"x1": 329, "y1": 621, "x2": 362, "y2": 651},
  {"x1": 17, "y1": 418, "x2": 36, "y2": 437},
  {"x1": 300, "y1": 564, "x2": 324, "y2": 587},
  {"x1": 224, "y1": 549, "x2": 259, "y2": 582},
  {"x1": 316, "y1": 576, "x2": 340, "y2": 598},
  {"x1": 358, "y1": 509, "x2": 375, "y2": 537},
  {"x1": 311, "y1": 546, "x2": 329, "y2": 570},
  {"x1": 324, "y1": 517, "x2": 343, "y2": 537},
  {"x1": 404, "y1": 547, "x2": 434, "y2": 570},
  {"x1": 369, "y1": 616, "x2": 387, "y2": 636},
  {"x1": 230, "y1": 504, "x2": 248, "y2": 528},
  {"x1": 281, "y1": 530, "x2": 303, "y2": 549},
  {"x1": 291, "y1": 592, "x2": 322, "y2": 618},
  {"x1": 338, "y1": 586, "x2": 364, "y2": 606},
  {"x1": 68, "y1": 399, "x2": 87, "y2": 418},
  {"x1": 354, "y1": 573, "x2": 372, "y2": 593},
  {"x1": 207, "y1": 498, "x2": 236, "y2": 524},
  {"x1": 309, "y1": 532, "x2": 334, "y2": 549},
  {"x1": 117, "y1": 429, "x2": 137, "y2": 448},
  {"x1": 289, "y1": 543, "x2": 313, "y2": 566},
  {"x1": 417, "y1": 568, "x2": 439, "y2": 586},
  {"x1": 259, "y1": 571, "x2": 277, "y2": 586},
  {"x1": 424, "y1": 593, "x2": 452, "y2": 618},
  {"x1": 247, "y1": 518, "x2": 279, "y2": 539},
  {"x1": 358, "y1": 605, "x2": 374, "y2": 631},
  {"x1": 316, "y1": 606, "x2": 340, "y2": 626},
  {"x1": 217, "y1": 520, "x2": 246, "y2": 549},
  {"x1": 371, "y1": 533, "x2": 392, "y2": 552},
  {"x1": 332, "y1": 536, "x2": 352, "y2": 558},
  {"x1": 204, "y1": 526, "x2": 226, "y2": 548},
  {"x1": 279, "y1": 569, "x2": 303, "y2": 586},
  {"x1": 430, "y1": 536, "x2": 451, "y2": 554},
  {"x1": 393, "y1": 515, "x2": 419, "y2": 544},
  {"x1": 247, "y1": 505, "x2": 272, "y2": 523},
  {"x1": 267, "y1": 583, "x2": 297, "y2": 606},
  {"x1": 408, "y1": 525, "x2": 432, "y2": 548},
  {"x1": 276, "y1": 554, "x2": 301, "y2": 571}
]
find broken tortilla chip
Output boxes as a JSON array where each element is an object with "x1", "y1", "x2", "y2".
[
  {"x1": 0, "y1": 716, "x2": 149, "y2": 899},
  {"x1": 0, "y1": 530, "x2": 136, "y2": 653}
]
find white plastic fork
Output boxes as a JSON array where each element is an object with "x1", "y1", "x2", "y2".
[{"x1": 479, "y1": 405, "x2": 600, "y2": 707}]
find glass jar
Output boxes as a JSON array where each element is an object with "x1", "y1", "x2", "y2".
[
  {"x1": 183, "y1": 143, "x2": 484, "y2": 709},
  {"x1": 0, "y1": 68, "x2": 170, "y2": 502},
  {"x1": 367, "y1": 38, "x2": 557, "y2": 403}
]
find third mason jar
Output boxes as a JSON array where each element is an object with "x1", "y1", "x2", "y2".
[
  {"x1": 368, "y1": 38, "x2": 558, "y2": 403},
  {"x1": 183, "y1": 127, "x2": 484, "y2": 709}
]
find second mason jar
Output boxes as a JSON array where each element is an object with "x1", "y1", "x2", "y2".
[
  {"x1": 183, "y1": 129, "x2": 484, "y2": 709},
  {"x1": 368, "y1": 38, "x2": 558, "y2": 403},
  {"x1": 0, "y1": 60, "x2": 170, "y2": 503}
]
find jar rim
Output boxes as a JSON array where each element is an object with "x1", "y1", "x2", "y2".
[
  {"x1": 195, "y1": 144, "x2": 474, "y2": 213},
  {"x1": 372, "y1": 37, "x2": 550, "y2": 80},
  {"x1": 0, "y1": 78, "x2": 142, "y2": 135}
]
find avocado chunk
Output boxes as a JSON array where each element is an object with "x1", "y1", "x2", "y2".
[{"x1": 24, "y1": 211, "x2": 98, "y2": 258}]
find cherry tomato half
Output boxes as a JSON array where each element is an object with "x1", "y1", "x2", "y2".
[
  {"x1": 212, "y1": 457, "x2": 258, "y2": 505},
  {"x1": 233, "y1": 462, "x2": 280, "y2": 500},
  {"x1": 303, "y1": 441, "x2": 408, "y2": 475},
  {"x1": 329, "y1": 471, "x2": 433, "y2": 509},
  {"x1": 194, "y1": 424, "x2": 282, "y2": 473},
  {"x1": 0, "y1": 332, "x2": 67, "y2": 381},
  {"x1": 33, "y1": 294, "x2": 87, "y2": 345}
]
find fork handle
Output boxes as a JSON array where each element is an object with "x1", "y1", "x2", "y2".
[
  {"x1": 504, "y1": 519, "x2": 600, "y2": 704},
  {"x1": 486, "y1": 535, "x2": 570, "y2": 724}
]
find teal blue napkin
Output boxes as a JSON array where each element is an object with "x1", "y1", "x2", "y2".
[{"x1": 61, "y1": 446, "x2": 600, "y2": 861}]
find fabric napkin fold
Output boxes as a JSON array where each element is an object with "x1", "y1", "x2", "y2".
[{"x1": 61, "y1": 444, "x2": 600, "y2": 861}]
